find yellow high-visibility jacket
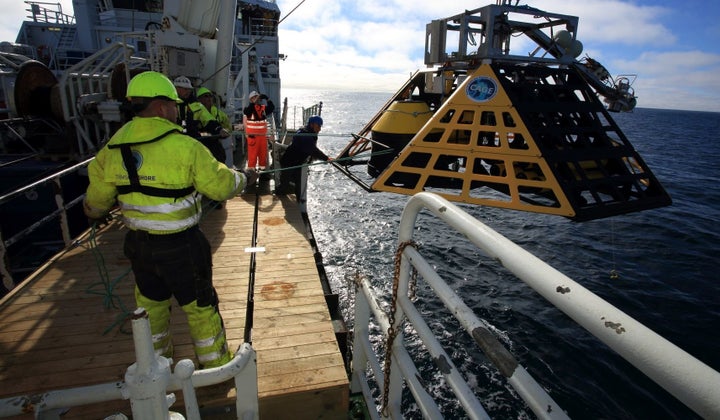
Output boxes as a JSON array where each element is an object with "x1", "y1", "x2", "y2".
[
  {"x1": 84, "y1": 116, "x2": 245, "y2": 234},
  {"x1": 209, "y1": 104, "x2": 231, "y2": 131}
]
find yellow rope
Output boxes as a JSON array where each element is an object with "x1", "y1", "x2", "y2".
[{"x1": 609, "y1": 219, "x2": 619, "y2": 280}]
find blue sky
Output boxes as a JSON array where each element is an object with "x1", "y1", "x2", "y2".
[
  {"x1": 273, "y1": 0, "x2": 720, "y2": 112},
  {"x1": 3, "y1": 0, "x2": 719, "y2": 112}
]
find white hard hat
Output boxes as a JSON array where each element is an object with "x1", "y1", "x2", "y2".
[
  {"x1": 173, "y1": 76, "x2": 193, "y2": 89},
  {"x1": 249, "y1": 90, "x2": 260, "y2": 99}
]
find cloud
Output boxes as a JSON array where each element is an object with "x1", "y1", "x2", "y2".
[
  {"x1": 2, "y1": 0, "x2": 718, "y2": 111},
  {"x1": 619, "y1": 51, "x2": 720, "y2": 110},
  {"x1": 276, "y1": 0, "x2": 719, "y2": 111},
  {"x1": 539, "y1": 1, "x2": 675, "y2": 46},
  {"x1": 630, "y1": 51, "x2": 720, "y2": 73},
  {"x1": 0, "y1": 2, "x2": 31, "y2": 43}
]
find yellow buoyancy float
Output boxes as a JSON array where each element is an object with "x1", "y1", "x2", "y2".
[{"x1": 369, "y1": 100, "x2": 434, "y2": 176}]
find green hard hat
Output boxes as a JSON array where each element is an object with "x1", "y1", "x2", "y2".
[
  {"x1": 196, "y1": 87, "x2": 212, "y2": 97},
  {"x1": 126, "y1": 71, "x2": 182, "y2": 103}
]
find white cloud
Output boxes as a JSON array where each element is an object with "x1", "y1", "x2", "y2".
[
  {"x1": 275, "y1": 0, "x2": 720, "y2": 111},
  {"x1": 630, "y1": 51, "x2": 720, "y2": 73},
  {"x1": 0, "y1": 2, "x2": 32, "y2": 43},
  {"x1": 536, "y1": 0, "x2": 675, "y2": 45},
  {"x1": 2, "y1": 0, "x2": 718, "y2": 111},
  {"x1": 623, "y1": 51, "x2": 720, "y2": 110}
]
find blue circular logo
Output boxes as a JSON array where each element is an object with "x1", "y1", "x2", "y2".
[
  {"x1": 466, "y1": 77, "x2": 498, "y2": 102},
  {"x1": 132, "y1": 150, "x2": 143, "y2": 170},
  {"x1": 122, "y1": 150, "x2": 143, "y2": 171}
]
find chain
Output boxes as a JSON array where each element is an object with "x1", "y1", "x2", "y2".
[
  {"x1": 408, "y1": 265, "x2": 418, "y2": 301},
  {"x1": 381, "y1": 240, "x2": 416, "y2": 416}
]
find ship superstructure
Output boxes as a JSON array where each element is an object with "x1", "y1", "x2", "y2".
[{"x1": 1, "y1": 0, "x2": 282, "y2": 160}]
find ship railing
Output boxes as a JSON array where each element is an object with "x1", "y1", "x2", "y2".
[
  {"x1": 283, "y1": 102, "x2": 323, "y2": 132},
  {"x1": 0, "y1": 158, "x2": 92, "y2": 292},
  {"x1": 249, "y1": 17, "x2": 278, "y2": 37},
  {"x1": 351, "y1": 192, "x2": 720, "y2": 419},
  {"x1": 302, "y1": 101, "x2": 322, "y2": 126},
  {"x1": 0, "y1": 307, "x2": 259, "y2": 419},
  {"x1": 26, "y1": 1, "x2": 75, "y2": 25}
]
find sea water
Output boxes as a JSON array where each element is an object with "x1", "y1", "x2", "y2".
[{"x1": 282, "y1": 88, "x2": 720, "y2": 419}]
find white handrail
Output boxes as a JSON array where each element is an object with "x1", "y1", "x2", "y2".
[
  {"x1": 0, "y1": 308, "x2": 259, "y2": 419},
  {"x1": 351, "y1": 192, "x2": 720, "y2": 419}
]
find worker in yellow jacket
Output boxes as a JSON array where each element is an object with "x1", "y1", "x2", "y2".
[
  {"x1": 173, "y1": 76, "x2": 229, "y2": 164},
  {"x1": 83, "y1": 71, "x2": 257, "y2": 368},
  {"x1": 197, "y1": 86, "x2": 234, "y2": 168}
]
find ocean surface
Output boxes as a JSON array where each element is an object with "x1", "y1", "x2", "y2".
[{"x1": 282, "y1": 88, "x2": 720, "y2": 419}]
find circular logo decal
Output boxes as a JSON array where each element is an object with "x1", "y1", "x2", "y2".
[
  {"x1": 466, "y1": 76, "x2": 498, "y2": 102},
  {"x1": 132, "y1": 150, "x2": 143, "y2": 170},
  {"x1": 122, "y1": 150, "x2": 143, "y2": 171}
]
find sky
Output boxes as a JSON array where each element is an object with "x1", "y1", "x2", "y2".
[{"x1": 2, "y1": 0, "x2": 719, "y2": 112}]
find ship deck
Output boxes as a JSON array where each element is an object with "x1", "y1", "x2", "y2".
[{"x1": 0, "y1": 194, "x2": 349, "y2": 419}]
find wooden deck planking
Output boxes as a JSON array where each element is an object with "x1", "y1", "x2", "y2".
[{"x1": 0, "y1": 194, "x2": 348, "y2": 419}]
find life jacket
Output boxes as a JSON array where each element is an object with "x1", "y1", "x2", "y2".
[
  {"x1": 245, "y1": 104, "x2": 268, "y2": 136},
  {"x1": 248, "y1": 103, "x2": 267, "y2": 121}
]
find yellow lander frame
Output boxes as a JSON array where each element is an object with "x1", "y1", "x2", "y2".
[{"x1": 357, "y1": 63, "x2": 671, "y2": 221}]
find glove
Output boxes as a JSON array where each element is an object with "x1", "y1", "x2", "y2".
[
  {"x1": 243, "y1": 168, "x2": 259, "y2": 187},
  {"x1": 259, "y1": 94, "x2": 268, "y2": 100}
]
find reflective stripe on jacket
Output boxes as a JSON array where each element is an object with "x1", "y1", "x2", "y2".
[
  {"x1": 245, "y1": 119, "x2": 268, "y2": 135},
  {"x1": 85, "y1": 116, "x2": 245, "y2": 234}
]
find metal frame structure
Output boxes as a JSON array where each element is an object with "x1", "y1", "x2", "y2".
[{"x1": 334, "y1": 2, "x2": 668, "y2": 221}]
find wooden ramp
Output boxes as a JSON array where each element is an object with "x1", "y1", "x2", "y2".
[{"x1": 0, "y1": 194, "x2": 349, "y2": 419}]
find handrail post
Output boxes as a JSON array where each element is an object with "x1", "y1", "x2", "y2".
[
  {"x1": 125, "y1": 308, "x2": 175, "y2": 419},
  {"x1": 298, "y1": 165, "x2": 308, "y2": 214},
  {"x1": 51, "y1": 177, "x2": 72, "y2": 246},
  {"x1": 233, "y1": 343, "x2": 259, "y2": 420},
  {"x1": 174, "y1": 360, "x2": 199, "y2": 419},
  {"x1": 350, "y1": 282, "x2": 369, "y2": 394},
  {"x1": 0, "y1": 230, "x2": 13, "y2": 291}
]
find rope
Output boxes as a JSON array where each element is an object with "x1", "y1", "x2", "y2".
[
  {"x1": 257, "y1": 148, "x2": 396, "y2": 175},
  {"x1": 383, "y1": 108, "x2": 434, "y2": 117},
  {"x1": 231, "y1": 129, "x2": 361, "y2": 138},
  {"x1": 201, "y1": 0, "x2": 307, "y2": 86},
  {"x1": 84, "y1": 216, "x2": 134, "y2": 335},
  {"x1": 243, "y1": 182, "x2": 261, "y2": 344},
  {"x1": 609, "y1": 219, "x2": 619, "y2": 280}
]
